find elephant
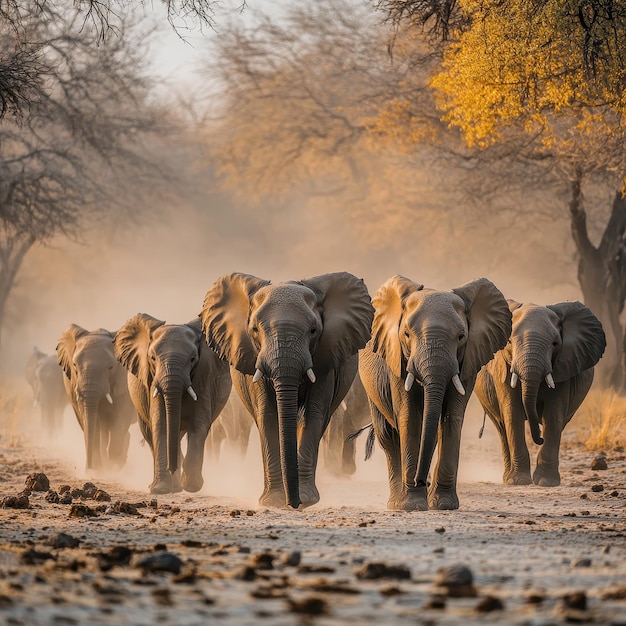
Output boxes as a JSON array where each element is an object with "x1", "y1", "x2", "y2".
[
  {"x1": 475, "y1": 300, "x2": 606, "y2": 487},
  {"x1": 56, "y1": 326, "x2": 136, "y2": 471},
  {"x1": 25, "y1": 347, "x2": 68, "y2": 436},
  {"x1": 201, "y1": 271, "x2": 374, "y2": 509},
  {"x1": 321, "y1": 372, "x2": 371, "y2": 477},
  {"x1": 359, "y1": 276, "x2": 512, "y2": 511},
  {"x1": 114, "y1": 314, "x2": 232, "y2": 494},
  {"x1": 206, "y1": 390, "x2": 255, "y2": 461}
]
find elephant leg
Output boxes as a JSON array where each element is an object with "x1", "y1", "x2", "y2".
[
  {"x1": 397, "y1": 405, "x2": 427, "y2": 512},
  {"x1": 429, "y1": 409, "x2": 464, "y2": 511},
  {"x1": 322, "y1": 412, "x2": 344, "y2": 477},
  {"x1": 488, "y1": 413, "x2": 513, "y2": 483},
  {"x1": 341, "y1": 424, "x2": 358, "y2": 476},
  {"x1": 503, "y1": 400, "x2": 532, "y2": 485},
  {"x1": 182, "y1": 424, "x2": 210, "y2": 493},
  {"x1": 108, "y1": 420, "x2": 130, "y2": 470},
  {"x1": 533, "y1": 417, "x2": 562, "y2": 486},
  {"x1": 371, "y1": 401, "x2": 404, "y2": 510}
]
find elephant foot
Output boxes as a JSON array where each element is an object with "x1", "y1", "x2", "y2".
[
  {"x1": 149, "y1": 474, "x2": 183, "y2": 495},
  {"x1": 398, "y1": 487, "x2": 429, "y2": 512},
  {"x1": 429, "y1": 485, "x2": 459, "y2": 510},
  {"x1": 533, "y1": 466, "x2": 560, "y2": 486},
  {"x1": 504, "y1": 471, "x2": 532, "y2": 486},
  {"x1": 341, "y1": 460, "x2": 357, "y2": 477},
  {"x1": 259, "y1": 488, "x2": 287, "y2": 509},
  {"x1": 182, "y1": 472, "x2": 204, "y2": 493},
  {"x1": 298, "y1": 482, "x2": 320, "y2": 509}
]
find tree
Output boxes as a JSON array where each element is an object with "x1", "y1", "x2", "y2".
[
  {"x1": 377, "y1": 0, "x2": 626, "y2": 389},
  {"x1": 0, "y1": 6, "x2": 161, "y2": 352}
]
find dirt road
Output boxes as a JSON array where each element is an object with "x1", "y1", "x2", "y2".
[{"x1": 0, "y1": 403, "x2": 625, "y2": 625}]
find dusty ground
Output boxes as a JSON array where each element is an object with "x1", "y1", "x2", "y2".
[{"x1": 0, "y1": 398, "x2": 625, "y2": 625}]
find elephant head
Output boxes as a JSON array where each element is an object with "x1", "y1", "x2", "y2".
[
  {"x1": 371, "y1": 276, "x2": 511, "y2": 489},
  {"x1": 114, "y1": 313, "x2": 204, "y2": 477},
  {"x1": 57, "y1": 325, "x2": 118, "y2": 469},
  {"x1": 504, "y1": 301, "x2": 606, "y2": 445},
  {"x1": 201, "y1": 272, "x2": 374, "y2": 509}
]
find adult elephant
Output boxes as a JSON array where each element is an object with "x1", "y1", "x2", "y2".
[
  {"x1": 201, "y1": 272, "x2": 374, "y2": 509},
  {"x1": 475, "y1": 300, "x2": 606, "y2": 487},
  {"x1": 114, "y1": 314, "x2": 231, "y2": 494},
  {"x1": 206, "y1": 390, "x2": 255, "y2": 462},
  {"x1": 321, "y1": 372, "x2": 370, "y2": 477},
  {"x1": 359, "y1": 276, "x2": 511, "y2": 511},
  {"x1": 57, "y1": 326, "x2": 136, "y2": 471},
  {"x1": 25, "y1": 347, "x2": 68, "y2": 436}
]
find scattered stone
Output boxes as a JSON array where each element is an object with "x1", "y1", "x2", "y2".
[
  {"x1": 68, "y1": 503, "x2": 98, "y2": 518},
  {"x1": 591, "y1": 484, "x2": 604, "y2": 493},
  {"x1": 355, "y1": 561, "x2": 411, "y2": 580},
  {"x1": 600, "y1": 586, "x2": 626, "y2": 600},
  {"x1": 298, "y1": 564, "x2": 336, "y2": 574},
  {"x1": 303, "y1": 579, "x2": 360, "y2": 595},
  {"x1": 45, "y1": 490, "x2": 60, "y2": 503},
  {"x1": 172, "y1": 565, "x2": 197, "y2": 584},
  {"x1": 610, "y1": 490, "x2": 619, "y2": 497},
  {"x1": 2, "y1": 494, "x2": 30, "y2": 509},
  {"x1": 58, "y1": 485, "x2": 71, "y2": 494},
  {"x1": 283, "y1": 551, "x2": 301, "y2": 567},
  {"x1": 561, "y1": 591, "x2": 587, "y2": 611},
  {"x1": 70, "y1": 488, "x2": 85, "y2": 499},
  {"x1": 246, "y1": 510, "x2": 255, "y2": 516},
  {"x1": 59, "y1": 493, "x2": 73, "y2": 505},
  {"x1": 82, "y1": 482, "x2": 98, "y2": 498},
  {"x1": 110, "y1": 501, "x2": 141, "y2": 515},
  {"x1": 379, "y1": 586, "x2": 403, "y2": 597},
  {"x1": 135, "y1": 551, "x2": 183, "y2": 575},
  {"x1": 433, "y1": 547, "x2": 445, "y2": 554},
  {"x1": 434, "y1": 527, "x2": 446, "y2": 534},
  {"x1": 434, "y1": 564, "x2": 477, "y2": 598},
  {"x1": 525, "y1": 592, "x2": 545, "y2": 604},
  {"x1": 180, "y1": 539, "x2": 203, "y2": 548},
  {"x1": 25, "y1": 472, "x2": 50, "y2": 492},
  {"x1": 48, "y1": 533, "x2": 80, "y2": 549},
  {"x1": 230, "y1": 509, "x2": 241, "y2": 517},
  {"x1": 0, "y1": 594, "x2": 13, "y2": 607},
  {"x1": 423, "y1": 595, "x2": 446, "y2": 609},
  {"x1": 93, "y1": 489, "x2": 111, "y2": 502},
  {"x1": 21, "y1": 548, "x2": 55, "y2": 564},
  {"x1": 602, "y1": 545, "x2": 611, "y2": 554},
  {"x1": 152, "y1": 587, "x2": 173, "y2": 606},
  {"x1": 475, "y1": 595, "x2": 504, "y2": 612},
  {"x1": 591, "y1": 455, "x2": 608, "y2": 471},
  {"x1": 234, "y1": 566, "x2": 257, "y2": 581},
  {"x1": 287, "y1": 595, "x2": 327, "y2": 615},
  {"x1": 98, "y1": 546, "x2": 133, "y2": 571},
  {"x1": 579, "y1": 493, "x2": 588, "y2": 499},
  {"x1": 252, "y1": 552, "x2": 274, "y2": 570}
]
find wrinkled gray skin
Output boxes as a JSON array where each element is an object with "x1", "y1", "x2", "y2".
[
  {"x1": 359, "y1": 276, "x2": 511, "y2": 511},
  {"x1": 57, "y1": 326, "x2": 136, "y2": 471},
  {"x1": 201, "y1": 272, "x2": 374, "y2": 509},
  {"x1": 206, "y1": 390, "x2": 254, "y2": 461},
  {"x1": 475, "y1": 301, "x2": 606, "y2": 487},
  {"x1": 115, "y1": 314, "x2": 231, "y2": 494},
  {"x1": 322, "y1": 372, "x2": 370, "y2": 477},
  {"x1": 25, "y1": 348, "x2": 68, "y2": 436}
]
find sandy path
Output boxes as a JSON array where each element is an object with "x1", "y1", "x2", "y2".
[{"x1": 0, "y1": 401, "x2": 625, "y2": 625}]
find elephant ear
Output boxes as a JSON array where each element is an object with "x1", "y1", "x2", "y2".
[
  {"x1": 114, "y1": 313, "x2": 165, "y2": 385},
  {"x1": 453, "y1": 278, "x2": 512, "y2": 381},
  {"x1": 300, "y1": 272, "x2": 375, "y2": 374},
  {"x1": 370, "y1": 276, "x2": 423, "y2": 378},
  {"x1": 201, "y1": 273, "x2": 270, "y2": 374},
  {"x1": 185, "y1": 316, "x2": 207, "y2": 370},
  {"x1": 56, "y1": 324, "x2": 89, "y2": 380},
  {"x1": 547, "y1": 301, "x2": 606, "y2": 382},
  {"x1": 499, "y1": 300, "x2": 522, "y2": 369}
]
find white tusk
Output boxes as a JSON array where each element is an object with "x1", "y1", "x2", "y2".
[
  {"x1": 106, "y1": 393, "x2": 113, "y2": 404},
  {"x1": 405, "y1": 372, "x2": 415, "y2": 392},
  {"x1": 152, "y1": 386, "x2": 159, "y2": 398},
  {"x1": 452, "y1": 374, "x2": 465, "y2": 396},
  {"x1": 545, "y1": 373, "x2": 555, "y2": 389},
  {"x1": 187, "y1": 385, "x2": 198, "y2": 401},
  {"x1": 253, "y1": 369, "x2": 263, "y2": 383},
  {"x1": 510, "y1": 372, "x2": 518, "y2": 388},
  {"x1": 306, "y1": 368, "x2": 316, "y2": 383},
  {"x1": 341, "y1": 400, "x2": 348, "y2": 411}
]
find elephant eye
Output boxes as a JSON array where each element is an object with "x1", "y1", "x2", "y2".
[
  {"x1": 404, "y1": 329, "x2": 410, "y2": 338},
  {"x1": 252, "y1": 325, "x2": 259, "y2": 334},
  {"x1": 458, "y1": 332, "x2": 466, "y2": 341},
  {"x1": 150, "y1": 354, "x2": 156, "y2": 361},
  {"x1": 310, "y1": 328, "x2": 317, "y2": 335}
]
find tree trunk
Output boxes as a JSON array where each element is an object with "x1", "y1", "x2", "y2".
[{"x1": 569, "y1": 172, "x2": 626, "y2": 390}]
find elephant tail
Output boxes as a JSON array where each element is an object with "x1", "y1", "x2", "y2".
[{"x1": 345, "y1": 423, "x2": 376, "y2": 461}]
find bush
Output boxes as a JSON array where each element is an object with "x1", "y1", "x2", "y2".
[{"x1": 572, "y1": 390, "x2": 626, "y2": 451}]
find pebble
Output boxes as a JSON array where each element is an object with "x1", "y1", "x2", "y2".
[
  {"x1": 69, "y1": 503, "x2": 98, "y2": 518},
  {"x1": 355, "y1": 561, "x2": 411, "y2": 580},
  {"x1": 45, "y1": 490, "x2": 60, "y2": 503},
  {"x1": 48, "y1": 532, "x2": 80, "y2": 549},
  {"x1": 287, "y1": 596, "x2": 327, "y2": 615},
  {"x1": 135, "y1": 551, "x2": 183, "y2": 575},
  {"x1": 25, "y1": 473, "x2": 50, "y2": 492},
  {"x1": 572, "y1": 558, "x2": 592, "y2": 568},
  {"x1": 434, "y1": 564, "x2": 477, "y2": 598},
  {"x1": 1, "y1": 495, "x2": 30, "y2": 509},
  {"x1": 93, "y1": 490, "x2": 111, "y2": 502},
  {"x1": 561, "y1": 590, "x2": 587, "y2": 611},
  {"x1": 252, "y1": 552, "x2": 275, "y2": 570},
  {"x1": 591, "y1": 455, "x2": 608, "y2": 470},
  {"x1": 283, "y1": 551, "x2": 301, "y2": 567},
  {"x1": 591, "y1": 484, "x2": 604, "y2": 492},
  {"x1": 97, "y1": 546, "x2": 133, "y2": 571},
  {"x1": 475, "y1": 595, "x2": 504, "y2": 612}
]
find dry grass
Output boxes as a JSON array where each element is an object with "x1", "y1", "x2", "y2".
[
  {"x1": 571, "y1": 389, "x2": 626, "y2": 452},
  {"x1": 0, "y1": 378, "x2": 32, "y2": 446}
]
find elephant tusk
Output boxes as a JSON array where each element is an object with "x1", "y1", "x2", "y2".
[
  {"x1": 545, "y1": 373, "x2": 555, "y2": 389},
  {"x1": 106, "y1": 393, "x2": 113, "y2": 404},
  {"x1": 341, "y1": 400, "x2": 348, "y2": 411},
  {"x1": 510, "y1": 372, "x2": 519, "y2": 388},
  {"x1": 253, "y1": 369, "x2": 263, "y2": 383},
  {"x1": 152, "y1": 386, "x2": 159, "y2": 398},
  {"x1": 187, "y1": 385, "x2": 198, "y2": 401},
  {"x1": 452, "y1": 374, "x2": 465, "y2": 396},
  {"x1": 306, "y1": 368, "x2": 316, "y2": 383},
  {"x1": 405, "y1": 372, "x2": 415, "y2": 392}
]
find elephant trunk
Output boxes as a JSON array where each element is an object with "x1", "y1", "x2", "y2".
[
  {"x1": 520, "y1": 378, "x2": 545, "y2": 445},
  {"x1": 275, "y1": 381, "x2": 301, "y2": 509},
  {"x1": 82, "y1": 397, "x2": 101, "y2": 470},
  {"x1": 161, "y1": 375, "x2": 185, "y2": 474}
]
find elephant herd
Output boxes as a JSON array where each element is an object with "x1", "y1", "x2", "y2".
[{"x1": 24, "y1": 272, "x2": 607, "y2": 511}]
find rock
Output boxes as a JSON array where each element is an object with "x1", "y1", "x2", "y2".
[
  {"x1": 561, "y1": 591, "x2": 587, "y2": 611},
  {"x1": 1, "y1": 494, "x2": 30, "y2": 509},
  {"x1": 434, "y1": 527, "x2": 446, "y2": 534},
  {"x1": 110, "y1": 501, "x2": 141, "y2": 515},
  {"x1": 68, "y1": 503, "x2": 98, "y2": 518},
  {"x1": 287, "y1": 595, "x2": 327, "y2": 615},
  {"x1": 59, "y1": 493, "x2": 73, "y2": 505},
  {"x1": 82, "y1": 482, "x2": 98, "y2": 498},
  {"x1": 475, "y1": 595, "x2": 504, "y2": 612},
  {"x1": 591, "y1": 455, "x2": 608, "y2": 470},
  {"x1": 93, "y1": 489, "x2": 111, "y2": 502},
  {"x1": 21, "y1": 548, "x2": 55, "y2": 564},
  {"x1": 252, "y1": 552, "x2": 274, "y2": 570},
  {"x1": 45, "y1": 490, "x2": 60, "y2": 503},
  {"x1": 70, "y1": 488, "x2": 85, "y2": 499},
  {"x1": 355, "y1": 562, "x2": 411, "y2": 580},
  {"x1": 98, "y1": 546, "x2": 133, "y2": 571},
  {"x1": 434, "y1": 564, "x2": 477, "y2": 598},
  {"x1": 591, "y1": 484, "x2": 604, "y2": 492},
  {"x1": 572, "y1": 558, "x2": 592, "y2": 568},
  {"x1": 58, "y1": 485, "x2": 71, "y2": 494},
  {"x1": 283, "y1": 551, "x2": 301, "y2": 567},
  {"x1": 234, "y1": 565, "x2": 257, "y2": 581},
  {"x1": 25, "y1": 472, "x2": 50, "y2": 491},
  {"x1": 48, "y1": 532, "x2": 80, "y2": 549},
  {"x1": 229, "y1": 509, "x2": 241, "y2": 517},
  {"x1": 525, "y1": 592, "x2": 545, "y2": 604},
  {"x1": 152, "y1": 587, "x2": 173, "y2": 606},
  {"x1": 423, "y1": 595, "x2": 446, "y2": 609},
  {"x1": 135, "y1": 551, "x2": 183, "y2": 575}
]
